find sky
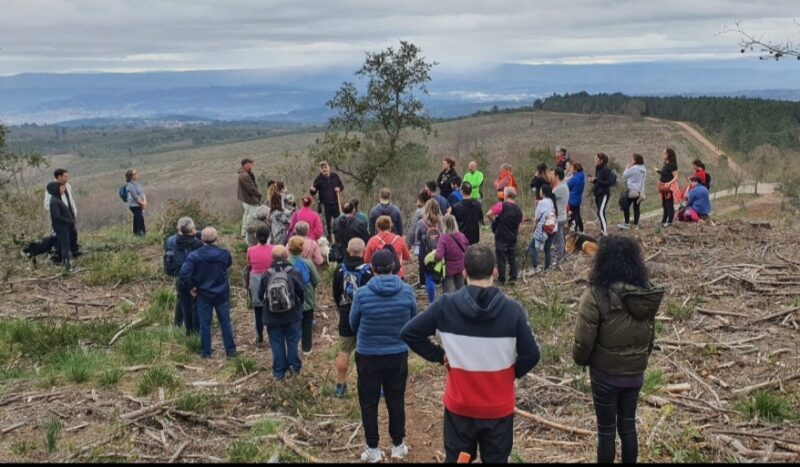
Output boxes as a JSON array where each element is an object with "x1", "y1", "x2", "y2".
[{"x1": 0, "y1": 0, "x2": 798, "y2": 75}]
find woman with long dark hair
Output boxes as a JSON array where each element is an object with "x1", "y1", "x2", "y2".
[
  {"x1": 618, "y1": 153, "x2": 646, "y2": 230},
  {"x1": 529, "y1": 163, "x2": 549, "y2": 202},
  {"x1": 589, "y1": 153, "x2": 613, "y2": 236},
  {"x1": 656, "y1": 148, "x2": 679, "y2": 228},
  {"x1": 528, "y1": 183, "x2": 557, "y2": 273},
  {"x1": 437, "y1": 158, "x2": 459, "y2": 199},
  {"x1": 572, "y1": 236, "x2": 664, "y2": 464}
]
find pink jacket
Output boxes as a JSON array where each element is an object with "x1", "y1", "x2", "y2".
[
  {"x1": 302, "y1": 238, "x2": 324, "y2": 267},
  {"x1": 288, "y1": 207, "x2": 324, "y2": 241}
]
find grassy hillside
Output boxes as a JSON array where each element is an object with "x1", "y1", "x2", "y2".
[{"x1": 31, "y1": 111, "x2": 745, "y2": 232}]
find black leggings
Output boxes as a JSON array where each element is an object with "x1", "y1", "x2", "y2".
[
  {"x1": 591, "y1": 378, "x2": 641, "y2": 464},
  {"x1": 301, "y1": 309, "x2": 314, "y2": 352},
  {"x1": 569, "y1": 203, "x2": 583, "y2": 232},
  {"x1": 660, "y1": 193, "x2": 675, "y2": 224},
  {"x1": 622, "y1": 196, "x2": 641, "y2": 225},
  {"x1": 253, "y1": 306, "x2": 264, "y2": 342},
  {"x1": 595, "y1": 194, "x2": 609, "y2": 235}
]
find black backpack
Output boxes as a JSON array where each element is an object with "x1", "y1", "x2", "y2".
[{"x1": 378, "y1": 235, "x2": 401, "y2": 274}]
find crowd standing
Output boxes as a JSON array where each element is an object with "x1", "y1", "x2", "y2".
[{"x1": 30, "y1": 144, "x2": 717, "y2": 463}]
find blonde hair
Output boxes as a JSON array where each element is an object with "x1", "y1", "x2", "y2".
[
  {"x1": 424, "y1": 199, "x2": 442, "y2": 227},
  {"x1": 443, "y1": 214, "x2": 459, "y2": 235},
  {"x1": 287, "y1": 236, "x2": 305, "y2": 255}
]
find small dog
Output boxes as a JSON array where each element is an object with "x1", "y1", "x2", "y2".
[{"x1": 565, "y1": 232, "x2": 599, "y2": 256}]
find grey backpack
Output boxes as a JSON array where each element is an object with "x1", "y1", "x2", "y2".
[{"x1": 266, "y1": 266, "x2": 295, "y2": 313}]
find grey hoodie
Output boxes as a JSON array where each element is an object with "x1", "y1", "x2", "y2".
[{"x1": 623, "y1": 165, "x2": 647, "y2": 195}]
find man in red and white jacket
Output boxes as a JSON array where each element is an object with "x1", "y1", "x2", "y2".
[{"x1": 401, "y1": 244, "x2": 540, "y2": 463}]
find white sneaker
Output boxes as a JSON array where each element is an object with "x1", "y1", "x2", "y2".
[
  {"x1": 361, "y1": 447, "x2": 383, "y2": 463},
  {"x1": 617, "y1": 223, "x2": 630, "y2": 230},
  {"x1": 661, "y1": 222, "x2": 671, "y2": 228},
  {"x1": 391, "y1": 443, "x2": 409, "y2": 459},
  {"x1": 303, "y1": 350, "x2": 312, "y2": 357}
]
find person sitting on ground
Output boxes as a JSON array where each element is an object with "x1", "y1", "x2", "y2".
[
  {"x1": 287, "y1": 236, "x2": 321, "y2": 356},
  {"x1": 246, "y1": 205, "x2": 270, "y2": 246},
  {"x1": 447, "y1": 177, "x2": 464, "y2": 206},
  {"x1": 179, "y1": 227, "x2": 237, "y2": 359},
  {"x1": 364, "y1": 215, "x2": 412, "y2": 280},
  {"x1": 47, "y1": 181, "x2": 76, "y2": 272},
  {"x1": 425, "y1": 180, "x2": 451, "y2": 215},
  {"x1": 416, "y1": 200, "x2": 445, "y2": 304},
  {"x1": 165, "y1": 217, "x2": 203, "y2": 335},
  {"x1": 677, "y1": 176, "x2": 712, "y2": 222},
  {"x1": 451, "y1": 182, "x2": 483, "y2": 245},
  {"x1": 401, "y1": 243, "x2": 540, "y2": 464},
  {"x1": 435, "y1": 214, "x2": 469, "y2": 294},
  {"x1": 437, "y1": 158, "x2": 459, "y2": 200},
  {"x1": 288, "y1": 195, "x2": 324, "y2": 241},
  {"x1": 332, "y1": 238, "x2": 374, "y2": 398},
  {"x1": 618, "y1": 153, "x2": 646, "y2": 231},
  {"x1": 294, "y1": 221, "x2": 324, "y2": 269},
  {"x1": 528, "y1": 183, "x2": 558, "y2": 273},
  {"x1": 368, "y1": 188, "x2": 404, "y2": 236},
  {"x1": 529, "y1": 163, "x2": 549, "y2": 202},
  {"x1": 486, "y1": 187, "x2": 523, "y2": 286},
  {"x1": 572, "y1": 235, "x2": 665, "y2": 464},
  {"x1": 247, "y1": 225, "x2": 274, "y2": 346},
  {"x1": 268, "y1": 192, "x2": 291, "y2": 246},
  {"x1": 494, "y1": 163, "x2": 518, "y2": 202},
  {"x1": 258, "y1": 245, "x2": 305, "y2": 380},
  {"x1": 567, "y1": 162, "x2": 586, "y2": 233},
  {"x1": 349, "y1": 249, "x2": 417, "y2": 463},
  {"x1": 462, "y1": 161, "x2": 485, "y2": 202},
  {"x1": 406, "y1": 190, "x2": 432, "y2": 290}
]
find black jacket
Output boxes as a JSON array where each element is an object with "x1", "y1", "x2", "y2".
[
  {"x1": 593, "y1": 165, "x2": 613, "y2": 197},
  {"x1": 47, "y1": 183, "x2": 74, "y2": 228},
  {"x1": 493, "y1": 202, "x2": 522, "y2": 246},
  {"x1": 311, "y1": 173, "x2": 344, "y2": 206},
  {"x1": 452, "y1": 198, "x2": 483, "y2": 245},
  {"x1": 437, "y1": 169, "x2": 459, "y2": 199},
  {"x1": 529, "y1": 175, "x2": 547, "y2": 200},
  {"x1": 335, "y1": 214, "x2": 370, "y2": 249},
  {"x1": 332, "y1": 256, "x2": 374, "y2": 337}
]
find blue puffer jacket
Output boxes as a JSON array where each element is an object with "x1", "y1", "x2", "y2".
[
  {"x1": 179, "y1": 244, "x2": 233, "y2": 302},
  {"x1": 349, "y1": 274, "x2": 417, "y2": 356},
  {"x1": 567, "y1": 172, "x2": 586, "y2": 206}
]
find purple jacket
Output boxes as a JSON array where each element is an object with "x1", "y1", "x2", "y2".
[{"x1": 435, "y1": 232, "x2": 469, "y2": 278}]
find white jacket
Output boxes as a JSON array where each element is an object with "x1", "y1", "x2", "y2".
[{"x1": 44, "y1": 182, "x2": 77, "y2": 219}]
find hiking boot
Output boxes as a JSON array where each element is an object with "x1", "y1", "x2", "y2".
[
  {"x1": 617, "y1": 223, "x2": 630, "y2": 230},
  {"x1": 334, "y1": 383, "x2": 347, "y2": 398},
  {"x1": 226, "y1": 351, "x2": 238, "y2": 359},
  {"x1": 391, "y1": 443, "x2": 409, "y2": 459},
  {"x1": 360, "y1": 447, "x2": 383, "y2": 463}
]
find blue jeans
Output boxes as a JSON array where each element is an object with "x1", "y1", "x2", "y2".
[
  {"x1": 267, "y1": 321, "x2": 302, "y2": 379},
  {"x1": 419, "y1": 251, "x2": 437, "y2": 303},
  {"x1": 196, "y1": 296, "x2": 236, "y2": 358},
  {"x1": 529, "y1": 234, "x2": 554, "y2": 270}
]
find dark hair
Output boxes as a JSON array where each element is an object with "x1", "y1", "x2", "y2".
[
  {"x1": 589, "y1": 236, "x2": 650, "y2": 291},
  {"x1": 573, "y1": 163, "x2": 584, "y2": 173},
  {"x1": 256, "y1": 225, "x2": 269, "y2": 244},
  {"x1": 536, "y1": 163, "x2": 548, "y2": 176},
  {"x1": 125, "y1": 169, "x2": 135, "y2": 183},
  {"x1": 596, "y1": 153, "x2": 609, "y2": 166},
  {"x1": 425, "y1": 180, "x2": 437, "y2": 192},
  {"x1": 54, "y1": 168, "x2": 68, "y2": 179},
  {"x1": 342, "y1": 201, "x2": 355, "y2": 214},
  {"x1": 241, "y1": 158, "x2": 253, "y2": 166},
  {"x1": 464, "y1": 244, "x2": 495, "y2": 280},
  {"x1": 46, "y1": 181, "x2": 62, "y2": 197},
  {"x1": 418, "y1": 190, "x2": 431, "y2": 203},
  {"x1": 301, "y1": 195, "x2": 313, "y2": 207},
  {"x1": 541, "y1": 183, "x2": 558, "y2": 216},
  {"x1": 276, "y1": 181, "x2": 285, "y2": 191},
  {"x1": 633, "y1": 153, "x2": 644, "y2": 165},
  {"x1": 350, "y1": 198, "x2": 360, "y2": 210},
  {"x1": 451, "y1": 176, "x2": 462, "y2": 188},
  {"x1": 664, "y1": 148, "x2": 677, "y2": 165},
  {"x1": 444, "y1": 158, "x2": 456, "y2": 169},
  {"x1": 692, "y1": 158, "x2": 705, "y2": 170},
  {"x1": 267, "y1": 180, "x2": 276, "y2": 188},
  {"x1": 554, "y1": 168, "x2": 565, "y2": 181},
  {"x1": 269, "y1": 193, "x2": 282, "y2": 211},
  {"x1": 461, "y1": 182, "x2": 473, "y2": 196}
]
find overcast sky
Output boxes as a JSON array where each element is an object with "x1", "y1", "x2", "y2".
[{"x1": 0, "y1": 0, "x2": 798, "y2": 75}]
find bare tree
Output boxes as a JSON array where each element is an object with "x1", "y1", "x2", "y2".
[{"x1": 729, "y1": 21, "x2": 800, "y2": 61}]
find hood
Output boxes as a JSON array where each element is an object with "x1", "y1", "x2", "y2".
[
  {"x1": 367, "y1": 274, "x2": 405, "y2": 297},
  {"x1": 629, "y1": 165, "x2": 646, "y2": 176},
  {"x1": 46, "y1": 182, "x2": 62, "y2": 197},
  {"x1": 444, "y1": 285, "x2": 506, "y2": 322},
  {"x1": 610, "y1": 282, "x2": 665, "y2": 321}
]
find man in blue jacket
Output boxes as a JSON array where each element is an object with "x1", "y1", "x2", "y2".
[
  {"x1": 165, "y1": 217, "x2": 203, "y2": 335},
  {"x1": 349, "y1": 249, "x2": 417, "y2": 463},
  {"x1": 368, "y1": 188, "x2": 404, "y2": 236},
  {"x1": 180, "y1": 227, "x2": 237, "y2": 359}
]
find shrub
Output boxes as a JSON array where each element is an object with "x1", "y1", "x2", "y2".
[
  {"x1": 48, "y1": 347, "x2": 110, "y2": 384},
  {"x1": 156, "y1": 198, "x2": 221, "y2": 242},
  {"x1": 736, "y1": 390, "x2": 797, "y2": 423},
  {"x1": 83, "y1": 250, "x2": 148, "y2": 286}
]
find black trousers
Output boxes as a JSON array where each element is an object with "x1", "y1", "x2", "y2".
[
  {"x1": 591, "y1": 377, "x2": 641, "y2": 464},
  {"x1": 569, "y1": 203, "x2": 584, "y2": 232},
  {"x1": 621, "y1": 196, "x2": 641, "y2": 225},
  {"x1": 67, "y1": 224, "x2": 80, "y2": 254},
  {"x1": 53, "y1": 225, "x2": 72, "y2": 264},
  {"x1": 495, "y1": 241, "x2": 517, "y2": 285},
  {"x1": 175, "y1": 279, "x2": 198, "y2": 334},
  {"x1": 253, "y1": 306, "x2": 265, "y2": 342},
  {"x1": 443, "y1": 409, "x2": 514, "y2": 464},
  {"x1": 130, "y1": 206, "x2": 146, "y2": 235},
  {"x1": 356, "y1": 352, "x2": 408, "y2": 449},
  {"x1": 301, "y1": 309, "x2": 314, "y2": 352},
  {"x1": 595, "y1": 193, "x2": 609, "y2": 235},
  {"x1": 322, "y1": 203, "x2": 340, "y2": 242},
  {"x1": 660, "y1": 193, "x2": 675, "y2": 224}
]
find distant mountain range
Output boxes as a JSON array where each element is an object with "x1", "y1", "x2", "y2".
[{"x1": 1, "y1": 60, "x2": 798, "y2": 126}]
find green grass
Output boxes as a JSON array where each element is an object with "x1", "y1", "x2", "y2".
[
  {"x1": 11, "y1": 439, "x2": 37, "y2": 456},
  {"x1": 97, "y1": 367, "x2": 124, "y2": 387},
  {"x1": 735, "y1": 390, "x2": 798, "y2": 423},
  {"x1": 83, "y1": 250, "x2": 150, "y2": 286},
  {"x1": 175, "y1": 391, "x2": 224, "y2": 412},
  {"x1": 250, "y1": 419, "x2": 279, "y2": 437},
  {"x1": 2, "y1": 319, "x2": 118, "y2": 360},
  {"x1": 0, "y1": 366, "x2": 33, "y2": 382},
  {"x1": 643, "y1": 368, "x2": 664, "y2": 395},
  {"x1": 135, "y1": 366, "x2": 181, "y2": 396},
  {"x1": 510, "y1": 450, "x2": 527, "y2": 463},
  {"x1": 229, "y1": 355, "x2": 260, "y2": 378},
  {"x1": 664, "y1": 302, "x2": 694, "y2": 322},
  {"x1": 43, "y1": 416, "x2": 61, "y2": 453},
  {"x1": 47, "y1": 347, "x2": 110, "y2": 384},
  {"x1": 143, "y1": 288, "x2": 177, "y2": 325},
  {"x1": 116, "y1": 329, "x2": 161, "y2": 365},
  {"x1": 538, "y1": 342, "x2": 567, "y2": 366},
  {"x1": 515, "y1": 289, "x2": 569, "y2": 333},
  {"x1": 228, "y1": 440, "x2": 267, "y2": 463}
]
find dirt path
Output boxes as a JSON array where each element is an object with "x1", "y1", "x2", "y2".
[
  {"x1": 640, "y1": 183, "x2": 776, "y2": 221},
  {"x1": 645, "y1": 117, "x2": 746, "y2": 175}
]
